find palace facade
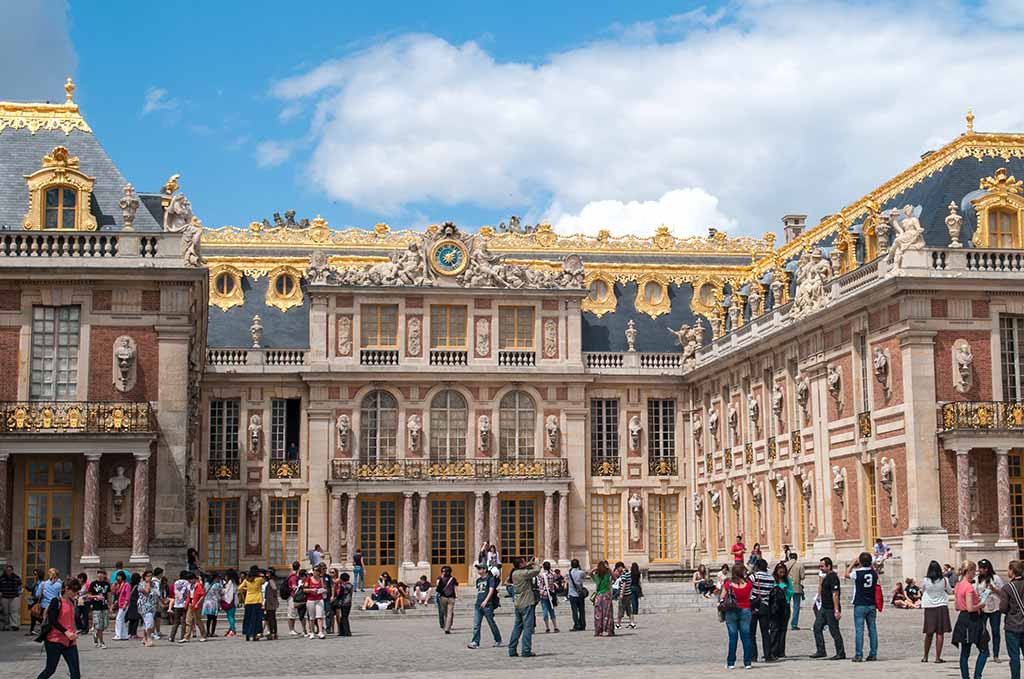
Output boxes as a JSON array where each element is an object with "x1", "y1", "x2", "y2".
[{"x1": 0, "y1": 85, "x2": 1022, "y2": 590}]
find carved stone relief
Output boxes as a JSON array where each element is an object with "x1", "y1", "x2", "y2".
[
  {"x1": 112, "y1": 336, "x2": 137, "y2": 393},
  {"x1": 247, "y1": 495, "x2": 262, "y2": 551},
  {"x1": 878, "y1": 456, "x2": 898, "y2": 527},
  {"x1": 475, "y1": 317, "x2": 490, "y2": 358},
  {"x1": 478, "y1": 415, "x2": 491, "y2": 454},
  {"x1": 406, "y1": 316, "x2": 423, "y2": 357},
  {"x1": 542, "y1": 318, "x2": 558, "y2": 359},
  {"x1": 832, "y1": 465, "x2": 849, "y2": 530},
  {"x1": 545, "y1": 415, "x2": 560, "y2": 454},
  {"x1": 335, "y1": 413, "x2": 351, "y2": 455},
  {"x1": 248, "y1": 413, "x2": 263, "y2": 459},
  {"x1": 953, "y1": 339, "x2": 974, "y2": 394},
  {"x1": 336, "y1": 316, "x2": 353, "y2": 356},
  {"x1": 628, "y1": 415, "x2": 642, "y2": 452},
  {"x1": 407, "y1": 414, "x2": 422, "y2": 454}
]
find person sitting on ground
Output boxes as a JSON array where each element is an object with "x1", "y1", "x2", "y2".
[
  {"x1": 414, "y1": 575, "x2": 432, "y2": 606},
  {"x1": 392, "y1": 582, "x2": 410, "y2": 612},
  {"x1": 892, "y1": 581, "x2": 919, "y2": 609},
  {"x1": 872, "y1": 538, "x2": 892, "y2": 573},
  {"x1": 905, "y1": 578, "x2": 922, "y2": 605},
  {"x1": 362, "y1": 581, "x2": 394, "y2": 611},
  {"x1": 715, "y1": 564, "x2": 731, "y2": 595},
  {"x1": 693, "y1": 565, "x2": 714, "y2": 597}
]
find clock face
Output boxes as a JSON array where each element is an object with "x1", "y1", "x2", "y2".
[{"x1": 430, "y1": 238, "x2": 468, "y2": 276}]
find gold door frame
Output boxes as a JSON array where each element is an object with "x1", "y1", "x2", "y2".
[{"x1": 429, "y1": 495, "x2": 469, "y2": 582}]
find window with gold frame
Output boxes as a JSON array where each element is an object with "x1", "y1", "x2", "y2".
[
  {"x1": 205, "y1": 498, "x2": 239, "y2": 570},
  {"x1": 360, "y1": 304, "x2": 398, "y2": 348},
  {"x1": 648, "y1": 494, "x2": 678, "y2": 561},
  {"x1": 582, "y1": 275, "x2": 616, "y2": 317},
  {"x1": 268, "y1": 497, "x2": 300, "y2": 567},
  {"x1": 22, "y1": 146, "x2": 97, "y2": 231},
  {"x1": 498, "y1": 306, "x2": 534, "y2": 349},
  {"x1": 429, "y1": 305, "x2": 467, "y2": 348},
  {"x1": 266, "y1": 267, "x2": 303, "y2": 312},
  {"x1": 590, "y1": 493, "x2": 622, "y2": 563},
  {"x1": 210, "y1": 266, "x2": 244, "y2": 311},
  {"x1": 972, "y1": 168, "x2": 1024, "y2": 249}
]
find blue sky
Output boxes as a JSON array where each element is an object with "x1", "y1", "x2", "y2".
[{"x1": 6, "y1": 1, "x2": 1024, "y2": 236}]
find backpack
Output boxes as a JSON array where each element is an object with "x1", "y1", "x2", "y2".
[
  {"x1": 291, "y1": 580, "x2": 307, "y2": 604},
  {"x1": 280, "y1": 577, "x2": 293, "y2": 600},
  {"x1": 34, "y1": 598, "x2": 60, "y2": 643}
]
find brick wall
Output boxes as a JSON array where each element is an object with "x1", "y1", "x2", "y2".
[
  {"x1": 934, "y1": 330, "x2": 993, "y2": 401},
  {"x1": 828, "y1": 353, "x2": 854, "y2": 421},
  {"x1": 0, "y1": 289, "x2": 20, "y2": 311},
  {"x1": 0, "y1": 327, "x2": 19, "y2": 400},
  {"x1": 88, "y1": 326, "x2": 159, "y2": 401},
  {"x1": 832, "y1": 458, "x2": 860, "y2": 542},
  {"x1": 871, "y1": 336, "x2": 904, "y2": 407}
]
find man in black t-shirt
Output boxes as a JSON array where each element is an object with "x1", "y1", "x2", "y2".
[
  {"x1": 847, "y1": 552, "x2": 879, "y2": 661},
  {"x1": 810, "y1": 557, "x2": 846, "y2": 660},
  {"x1": 86, "y1": 569, "x2": 112, "y2": 648}
]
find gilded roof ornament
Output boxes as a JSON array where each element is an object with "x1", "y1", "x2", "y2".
[
  {"x1": 42, "y1": 146, "x2": 79, "y2": 169},
  {"x1": 162, "y1": 174, "x2": 181, "y2": 197},
  {"x1": 966, "y1": 108, "x2": 975, "y2": 134},
  {"x1": 980, "y1": 167, "x2": 1023, "y2": 196},
  {"x1": 64, "y1": 77, "x2": 75, "y2": 104},
  {"x1": 0, "y1": 79, "x2": 91, "y2": 136}
]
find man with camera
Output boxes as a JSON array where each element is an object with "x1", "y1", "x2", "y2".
[{"x1": 507, "y1": 556, "x2": 541, "y2": 657}]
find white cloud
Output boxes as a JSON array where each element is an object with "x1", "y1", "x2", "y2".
[
  {"x1": 142, "y1": 87, "x2": 177, "y2": 115},
  {"x1": 270, "y1": 1, "x2": 1024, "y2": 235},
  {"x1": 0, "y1": 1, "x2": 75, "y2": 103},
  {"x1": 553, "y1": 189, "x2": 734, "y2": 237},
  {"x1": 255, "y1": 140, "x2": 295, "y2": 168}
]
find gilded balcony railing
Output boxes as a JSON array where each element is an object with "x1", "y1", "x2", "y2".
[
  {"x1": 648, "y1": 457, "x2": 678, "y2": 476},
  {"x1": 591, "y1": 456, "x2": 621, "y2": 477},
  {"x1": 207, "y1": 459, "x2": 240, "y2": 481},
  {"x1": 330, "y1": 458, "x2": 570, "y2": 482},
  {"x1": 270, "y1": 459, "x2": 302, "y2": 479},
  {"x1": 939, "y1": 400, "x2": 1024, "y2": 432},
  {"x1": 0, "y1": 401, "x2": 157, "y2": 434}
]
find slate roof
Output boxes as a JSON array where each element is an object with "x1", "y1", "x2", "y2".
[
  {"x1": 207, "y1": 276, "x2": 310, "y2": 349},
  {"x1": 0, "y1": 126, "x2": 162, "y2": 232}
]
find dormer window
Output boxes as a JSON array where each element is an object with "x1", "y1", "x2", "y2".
[
  {"x1": 972, "y1": 168, "x2": 1024, "y2": 249},
  {"x1": 989, "y1": 208, "x2": 1017, "y2": 248},
  {"x1": 266, "y1": 267, "x2": 303, "y2": 311},
  {"x1": 44, "y1": 186, "x2": 77, "y2": 229}
]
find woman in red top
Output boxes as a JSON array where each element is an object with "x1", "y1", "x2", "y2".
[
  {"x1": 37, "y1": 577, "x2": 81, "y2": 679},
  {"x1": 720, "y1": 563, "x2": 755, "y2": 669},
  {"x1": 952, "y1": 560, "x2": 989, "y2": 679}
]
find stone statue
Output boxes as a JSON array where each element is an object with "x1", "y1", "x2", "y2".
[
  {"x1": 747, "y1": 283, "x2": 762, "y2": 318},
  {"x1": 475, "y1": 317, "x2": 490, "y2": 357},
  {"x1": 832, "y1": 465, "x2": 846, "y2": 493},
  {"x1": 628, "y1": 493, "x2": 643, "y2": 543},
  {"x1": 796, "y1": 375, "x2": 810, "y2": 413},
  {"x1": 946, "y1": 201, "x2": 963, "y2": 248},
  {"x1": 828, "y1": 248, "x2": 844, "y2": 275},
  {"x1": 954, "y1": 339, "x2": 974, "y2": 393},
  {"x1": 879, "y1": 457, "x2": 897, "y2": 526},
  {"x1": 407, "y1": 414, "x2": 422, "y2": 453},
  {"x1": 545, "y1": 415, "x2": 559, "y2": 454},
  {"x1": 497, "y1": 215, "x2": 538, "y2": 235},
  {"x1": 109, "y1": 466, "x2": 131, "y2": 513},
  {"x1": 770, "y1": 270, "x2": 786, "y2": 308},
  {"x1": 750, "y1": 482, "x2": 763, "y2": 507},
  {"x1": 305, "y1": 250, "x2": 331, "y2": 284},
  {"x1": 709, "y1": 489, "x2": 721, "y2": 514},
  {"x1": 791, "y1": 248, "x2": 833, "y2": 320},
  {"x1": 625, "y1": 319, "x2": 637, "y2": 352},
  {"x1": 729, "y1": 484, "x2": 741, "y2": 510},
  {"x1": 876, "y1": 209, "x2": 895, "y2": 255},
  {"x1": 248, "y1": 414, "x2": 263, "y2": 456},
  {"x1": 335, "y1": 414, "x2": 351, "y2": 453},
  {"x1": 728, "y1": 294, "x2": 742, "y2": 329},
  {"x1": 250, "y1": 314, "x2": 263, "y2": 349},
  {"x1": 873, "y1": 347, "x2": 890, "y2": 396},
  {"x1": 799, "y1": 473, "x2": 815, "y2": 531},
  {"x1": 668, "y1": 321, "x2": 703, "y2": 371},
  {"x1": 114, "y1": 337, "x2": 135, "y2": 392},
  {"x1": 407, "y1": 316, "x2": 422, "y2": 356},
  {"x1": 727, "y1": 403, "x2": 738, "y2": 435},
  {"x1": 692, "y1": 412, "x2": 703, "y2": 449},
  {"x1": 887, "y1": 204, "x2": 925, "y2": 274},
  {"x1": 827, "y1": 365, "x2": 842, "y2": 404},
  {"x1": 747, "y1": 393, "x2": 760, "y2": 431},
  {"x1": 628, "y1": 415, "x2": 642, "y2": 452},
  {"x1": 771, "y1": 383, "x2": 784, "y2": 420},
  {"x1": 119, "y1": 183, "x2": 139, "y2": 231},
  {"x1": 708, "y1": 408, "x2": 720, "y2": 443},
  {"x1": 182, "y1": 222, "x2": 203, "y2": 267},
  {"x1": 774, "y1": 477, "x2": 787, "y2": 502},
  {"x1": 337, "y1": 316, "x2": 352, "y2": 356},
  {"x1": 247, "y1": 495, "x2": 262, "y2": 547},
  {"x1": 478, "y1": 415, "x2": 491, "y2": 454},
  {"x1": 163, "y1": 192, "x2": 193, "y2": 233},
  {"x1": 692, "y1": 492, "x2": 704, "y2": 515}
]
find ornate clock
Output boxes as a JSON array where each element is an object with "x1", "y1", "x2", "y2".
[{"x1": 429, "y1": 238, "x2": 469, "y2": 276}]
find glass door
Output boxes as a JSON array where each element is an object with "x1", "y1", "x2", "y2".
[{"x1": 429, "y1": 497, "x2": 467, "y2": 581}]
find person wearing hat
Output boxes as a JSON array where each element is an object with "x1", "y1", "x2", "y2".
[{"x1": 468, "y1": 563, "x2": 502, "y2": 649}]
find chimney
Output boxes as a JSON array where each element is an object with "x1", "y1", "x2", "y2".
[{"x1": 782, "y1": 214, "x2": 807, "y2": 243}]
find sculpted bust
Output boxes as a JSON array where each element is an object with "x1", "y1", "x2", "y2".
[{"x1": 109, "y1": 466, "x2": 131, "y2": 511}]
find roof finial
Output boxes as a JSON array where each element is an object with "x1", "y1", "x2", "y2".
[
  {"x1": 966, "y1": 108, "x2": 975, "y2": 134},
  {"x1": 64, "y1": 77, "x2": 75, "y2": 105}
]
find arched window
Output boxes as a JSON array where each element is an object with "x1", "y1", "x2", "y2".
[
  {"x1": 429, "y1": 390, "x2": 467, "y2": 461},
  {"x1": 360, "y1": 390, "x2": 398, "y2": 462},
  {"x1": 499, "y1": 390, "x2": 535, "y2": 460},
  {"x1": 44, "y1": 185, "x2": 77, "y2": 229}
]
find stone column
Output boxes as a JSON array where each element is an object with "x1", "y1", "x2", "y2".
[
  {"x1": 130, "y1": 451, "x2": 151, "y2": 564},
  {"x1": 418, "y1": 493, "x2": 429, "y2": 567},
  {"x1": 329, "y1": 492, "x2": 344, "y2": 568},
  {"x1": 996, "y1": 448, "x2": 1015, "y2": 545},
  {"x1": 544, "y1": 490, "x2": 555, "y2": 564},
  {"x1": 402, "y1": 491, "x2": 415, "y2": 568},
  {"x1": 474, "y1": 491, "x2": 486, "y2": 557},
  {"x1": 81, "y1": 453, "x2": 101, "y2": 565},
  {"x1": 346, "y1": 492, "x2": 358, "y2": 568},
  {"x1": 489, "y1": 492, "x2": 500, "y2": 547},
  {"x1": 955, "y1": 448, "x2": 975, "y2": 546},
  {"x1": 558, "y1": 490, "x2": 569, "y2": 566}
]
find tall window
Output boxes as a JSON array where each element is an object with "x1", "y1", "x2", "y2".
[
  {"x1": 647, "y1": 399, "x2": 676, "y2": 459},
  {"x1": 648, "y1": 494, "x2": 679, "y2": 561},
  {"x1": 499, "y1": 498, "x2": 536, "y2": 564},
  {"x1": 361, "y1": 304, "x2": 398, "y2": 347},
  {"x1": 858, "y1": 334, "x2": 870, "y2": 410},
  {"x1": 590, "y1": 399, "x2": 619, "y2": 459},
  {"x1": 1001, "y1": 316, "x2": 1024, "y2": 400},
  {"x1": 430, "y1": 305, "x2": 467, "y2": 348},
  {"x1": 590, "y1": 494, "x2": 622, "y2": 562},
  {"x1": 429, "y1": 390, "x2": 467, "y2": 461},
  {"x1": 990, "y1": 208, "x2": 1017, "y2": 248},
  {"x1": 360, "y1": 390, "x2": 398, "y2": 462},
  {"x1": 498, "y1": 307, "x2": 534, "y2": 349},
  {"x1": 209, "y1": 399, "x2": 241, "y2": 462},
  {"x1": 499, "y1": 390, "x2": 536, "y2": 460},
  {"x1": 270, "y1": 398, "x2": 301, "y2": 460},
  {"x1": 30, "y1": 306, "x2": 80, "y2": 400},
  {"x1": 268, "y1": 497, "x2": 300, "y2": 566},
  {"x1": 44, "y1": 186, "x2": 77, "y2": 229},
  {"x1": 206, "y1": 498, "x2": 239, "y2": 570}
]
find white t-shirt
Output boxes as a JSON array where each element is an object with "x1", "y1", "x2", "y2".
[{"x1": 921, "y1": 577, "x2": 951, "y2": 608}]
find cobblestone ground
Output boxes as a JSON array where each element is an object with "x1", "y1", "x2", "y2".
[{"x1": 0, "y1": 605, "x2": 1002, "y2": 679}]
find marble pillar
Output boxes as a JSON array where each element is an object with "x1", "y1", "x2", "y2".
[
  {"x1": 474, "y1": 491, "x2": 485, "y2": 556},
  {"x1": 81, "y1": 454, "x2": 101, "y2": 565},
  {"x1": 558, "y1": 490, "x2": 569, "y2": 566},
  {"x1": 402, "y1": 492, "x2": 415, "y2": 567},
  {"x1": 130, "y1": 451, "x2": 151, "y2": 564},
  {"x1": 418, "y1": 493, "x2": 429, "y2": 567},
  {"x1": 346, "y1": 492, "x2": 358, "y2": 567},
  {"x1": 489, "y1": 492, "x2": 500, "y2": 547},
  {"x1": 543, "y1": 491, "x2": 555, "y2": 564},
  {"x1": 329, "y1": 492, "x2": 344, "y2": 568},
  {"x1": 955, "y1": 448, "x2": 975, "y2": 545},
  {"x1": 996, "y1": 448, "x2": 1015, "y2": 545}
]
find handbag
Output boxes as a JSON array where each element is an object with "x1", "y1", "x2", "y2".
[
  {"x1": 874, "y1": 583, "x2": 884, "y2": 612},
  {"x1": 220, "y1": 598, "x2": 233, "y2": 611},
  {"x1": 718, "y1": 583, "x2": 738, "y2": 615}
]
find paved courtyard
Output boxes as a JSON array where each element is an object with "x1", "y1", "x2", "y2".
[{"x1": 0, "y1": 604, "x2": 1000, "y2": 679}]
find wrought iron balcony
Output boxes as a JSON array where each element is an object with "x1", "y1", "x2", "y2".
[
  {"x1": 939, "y1": 400, "x2": 1024, "y2": 432},
  {"x1": 648, "y1": 457, "x2": 678, "y2": 476},
  {"x1": 207, "y1": 459, "x2": 240, "y2": 481},
  {"x1": 591, "y1": 456, "x2": 621, "y2": 477},
  {"x1": 0, "y1": 401, "x2": 156, "y2": 434},
  {"x1": 330, "y1": 458, "x2": 569, "y2": 482},
  {"x1": 270, "y1": 459, "x2": 301, "y2": 479}
]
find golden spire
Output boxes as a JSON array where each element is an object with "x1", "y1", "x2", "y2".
[
  {"x1": 64, "y1": 77, "x2": 75, "y2": 105},
  {"x1": 966, "y1": 108, "x2": 974, "y2": 134}
]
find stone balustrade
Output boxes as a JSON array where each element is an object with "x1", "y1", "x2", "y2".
[
  {"x1": 206, "y1": 347, "x2": 308, "y2": 370},
  {"x1": 0, "y1": 230, "x2": 188, "y2": 264}
]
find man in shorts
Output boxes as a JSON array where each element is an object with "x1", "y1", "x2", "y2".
[
  {"x1": 286, "y1": 561, "x2": 306, "y2": 635},
  {"x1": 86, "y1": 569, "x2": 112, "y2": 648}
]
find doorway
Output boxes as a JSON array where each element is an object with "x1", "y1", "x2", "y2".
[
  {"x1": 360, "y1": 497, "x2": 398, "y2": 584},
  {"x1": 429, "y1": 497, "x2": 468, "y2": 581},
  {"x1": 23, "y1": 460, "x2": 73, "y2": 622}
]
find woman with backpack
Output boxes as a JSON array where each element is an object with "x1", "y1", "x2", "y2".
[
  {"x1": 36, "y1": 577, "x2": 82, "y2": 679},
  {"x1": 720, "y1": 563, "x2": 755, "y2": 670}
]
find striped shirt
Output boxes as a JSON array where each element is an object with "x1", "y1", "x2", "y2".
[{"x1": 752, "y1": 571, "x2": 774, "y2": 603}]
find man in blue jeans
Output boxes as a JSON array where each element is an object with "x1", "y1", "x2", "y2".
[
  {"x1": 507, "y1": 557, "x2": 540, "y2": 657},
  {"x1": 1001, "y1": 560, "x2": 1024, "y2": 679},
  {"x1": 352, "y1": 549, "x2": 365, "y2": 592},
  {"x1": 467, "y1": 563, "x2": 502, "y2": 648},
  {"x1": 847, "y1": 551, "x2": 879, "y2": 662}
]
